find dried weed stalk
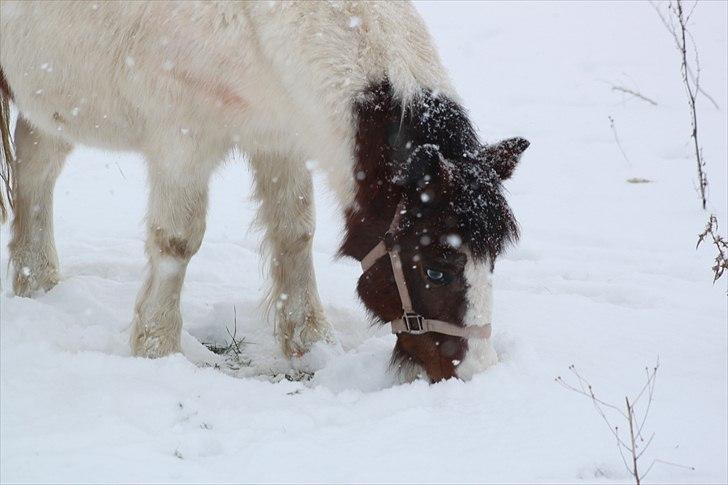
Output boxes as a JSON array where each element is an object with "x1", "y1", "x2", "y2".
[{"x1": 556, "y1": 360, "x2": 693, "y2": 484}]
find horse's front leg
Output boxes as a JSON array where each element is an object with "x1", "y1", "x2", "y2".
[
  {"x1": 130, "y1": 153, "x2": 216, "y2": 358},
  {"x1": 250, "y1": 152, "x2": 332, "y2": 357}
]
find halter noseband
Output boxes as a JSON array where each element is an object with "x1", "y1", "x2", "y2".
[{"x1": 360, "y1": 201, "x2": 491, "y2": 340}]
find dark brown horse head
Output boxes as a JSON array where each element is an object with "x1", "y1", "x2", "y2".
[{"x1": 341, "y1": 81, "x2": 528, "y2": 382}]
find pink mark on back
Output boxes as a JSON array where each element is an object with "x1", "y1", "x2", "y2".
[{"x1": 172, "y1": 69, "x2": 247, "y2": 111}]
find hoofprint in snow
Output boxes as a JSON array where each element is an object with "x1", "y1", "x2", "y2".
[{"x1": 1, "y1": 2, "x2": 726, "y2": 484}]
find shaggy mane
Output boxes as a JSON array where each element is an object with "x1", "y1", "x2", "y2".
[{"x1": 354, "y1": 80, "x2": 519, "y2": 262}]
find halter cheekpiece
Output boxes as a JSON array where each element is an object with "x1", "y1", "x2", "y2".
[{"x1": 360, "y1": 200, "x2": 492, "y2": 340}]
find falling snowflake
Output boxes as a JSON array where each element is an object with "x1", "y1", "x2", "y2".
[{"x1": 445, "y1": 234, "x2": 462, "y2": 249}]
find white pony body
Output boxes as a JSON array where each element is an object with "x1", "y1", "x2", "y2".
[
  {"x1": 1, "y1": 1, "x2": 453, "y2": 194},
  {"x1": 0, "y1": 1, "x2": 457, "y2": 360}
]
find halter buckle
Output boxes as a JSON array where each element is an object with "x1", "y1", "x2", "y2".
[{"x1": 403, "y1": 312, "x2": 425, "y2": 334}]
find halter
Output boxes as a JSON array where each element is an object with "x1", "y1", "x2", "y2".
[{"x1": 360, "y1": 200, "x2": 492, "y2": 340}]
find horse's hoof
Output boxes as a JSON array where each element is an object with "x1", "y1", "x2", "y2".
[
  {"x1": 12, "y1": 263, "x2": 59, "y2": 297},
  {"x1": 130, "y1": 321, "x2": 182, "y2": 358},
  {"x1": 280, "y1": 313, "x2": 334, "y2": 358}
]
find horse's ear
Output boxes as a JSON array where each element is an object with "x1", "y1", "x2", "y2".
[{"x1": 482, "y1": 137, "x2": 530, "y2": 180}]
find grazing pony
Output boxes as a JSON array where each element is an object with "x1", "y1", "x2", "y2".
[{"x1": 0, "y1": 1, "x2": 528, "y2": 382}]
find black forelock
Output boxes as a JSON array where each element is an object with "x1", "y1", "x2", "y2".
[{"x1": 443, "y1": 154, "x2": 520, "y2": 261}]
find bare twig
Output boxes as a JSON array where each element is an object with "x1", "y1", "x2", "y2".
[
  {"x1": 650, "y1": 1, "x2": 681, "y2": 47},
  {"x1": 608, "y1": 116, "x2": 632, "y2": 166},
  {"x1": 686, "y1": 28, "x2": 704, "y2": 111},
  {"x1": 685, "y1": 37, "x2": 720, "y2": 110},
  {"x1": 688, "y1": 66, "x2": 720, "y2": 110},
  {"x1": 676, "y1": 0, "x2": 708, "y2": 209},
  {"x1": 645, "y1": 459, "x2": 696, "y2": 474},
  {"x1": 626, "y1": 396, "x2": 640, "y2": 483},
  {"x1": 610, "y1": 86, "x2": 658, "y2": 106},
  {"x1": 635, "y1": 363, "x2": 659, "y2": 440},
  {"x1": 652, "y1": 0, "x2": 708, "y2": 209},
  {"x1": 614, "y1": 426, "x2": 635, "y2": 476},
  {"x1": 652, "y1": 1, "x2": 726, "y2": 283},
  {"x1": 555, "y1": 360, "x2": 683, "y2": 484}
]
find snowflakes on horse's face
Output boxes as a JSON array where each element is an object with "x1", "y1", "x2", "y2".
[{"x1": 341, "y1": 81, "x2": 529, "y2": 382}]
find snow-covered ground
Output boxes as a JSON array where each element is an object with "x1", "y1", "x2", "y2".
[{"x1": 1, "y1": 2, "x2": 726, "y2": 483}]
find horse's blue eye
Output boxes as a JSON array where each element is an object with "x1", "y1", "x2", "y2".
[{"x1": 426, "y1": 268, "x2": 445, "y2": 282}]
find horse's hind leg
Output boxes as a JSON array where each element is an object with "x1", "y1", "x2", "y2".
[
  {"x1": 9, "y1": 116, "x2": 71, "y2": 296},
  {"x1": 250, "y1": 153, "x2": 332, "y2": 357}
]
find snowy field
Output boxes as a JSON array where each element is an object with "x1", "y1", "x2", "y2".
[{"x1": 1, "y1": 2, "x2": 727, "y2": 483}]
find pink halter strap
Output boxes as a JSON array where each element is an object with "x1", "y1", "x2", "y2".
[{"x1": 360, "y1": 201, "x2": 491, "y2": 340}]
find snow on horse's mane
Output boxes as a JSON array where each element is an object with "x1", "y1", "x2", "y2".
[{"x1": 358, "y1": 80, "x2": 519, "y2": 262}]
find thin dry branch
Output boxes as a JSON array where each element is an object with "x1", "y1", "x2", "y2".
[
  {"x1": 608, "y1": 116, "x2": 632, "y2": 167},
  {"x1": 650, "y1": 1, "x2": 682, "y2": 49},
  {"x1": 634, "y1": 361, "x2": 660, "y2": 440},
  {"x1": 654, "y1": 1, "x2": 728, "y2": 283},
  {"x1": 688, "y1": 66, "x2": 720, "y2": 110},
  {"x1": 626, "y1": 397, "x2": 640, "y2": 482},
  {"x1": 613, "y1": 426, "x2": 635, "y2": 477},
  {"x1": 652, "y1": 0, "x2": 708, "y2": 209},
  {"x1": 684, "y1": 0, "x2": 699, "y2": 22},
  {"x1": 676, "y1": 0, "x2": 708, "y2": 209},
  {"x1": 610, "y1": 86, "x2": 658, "y2": 106},
  {"x1": 685, "y1": 29, "x2": 720, "y2": 110},
  {"x1": 556, "y1": 360, "x2": 666, "y2": 485}
]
